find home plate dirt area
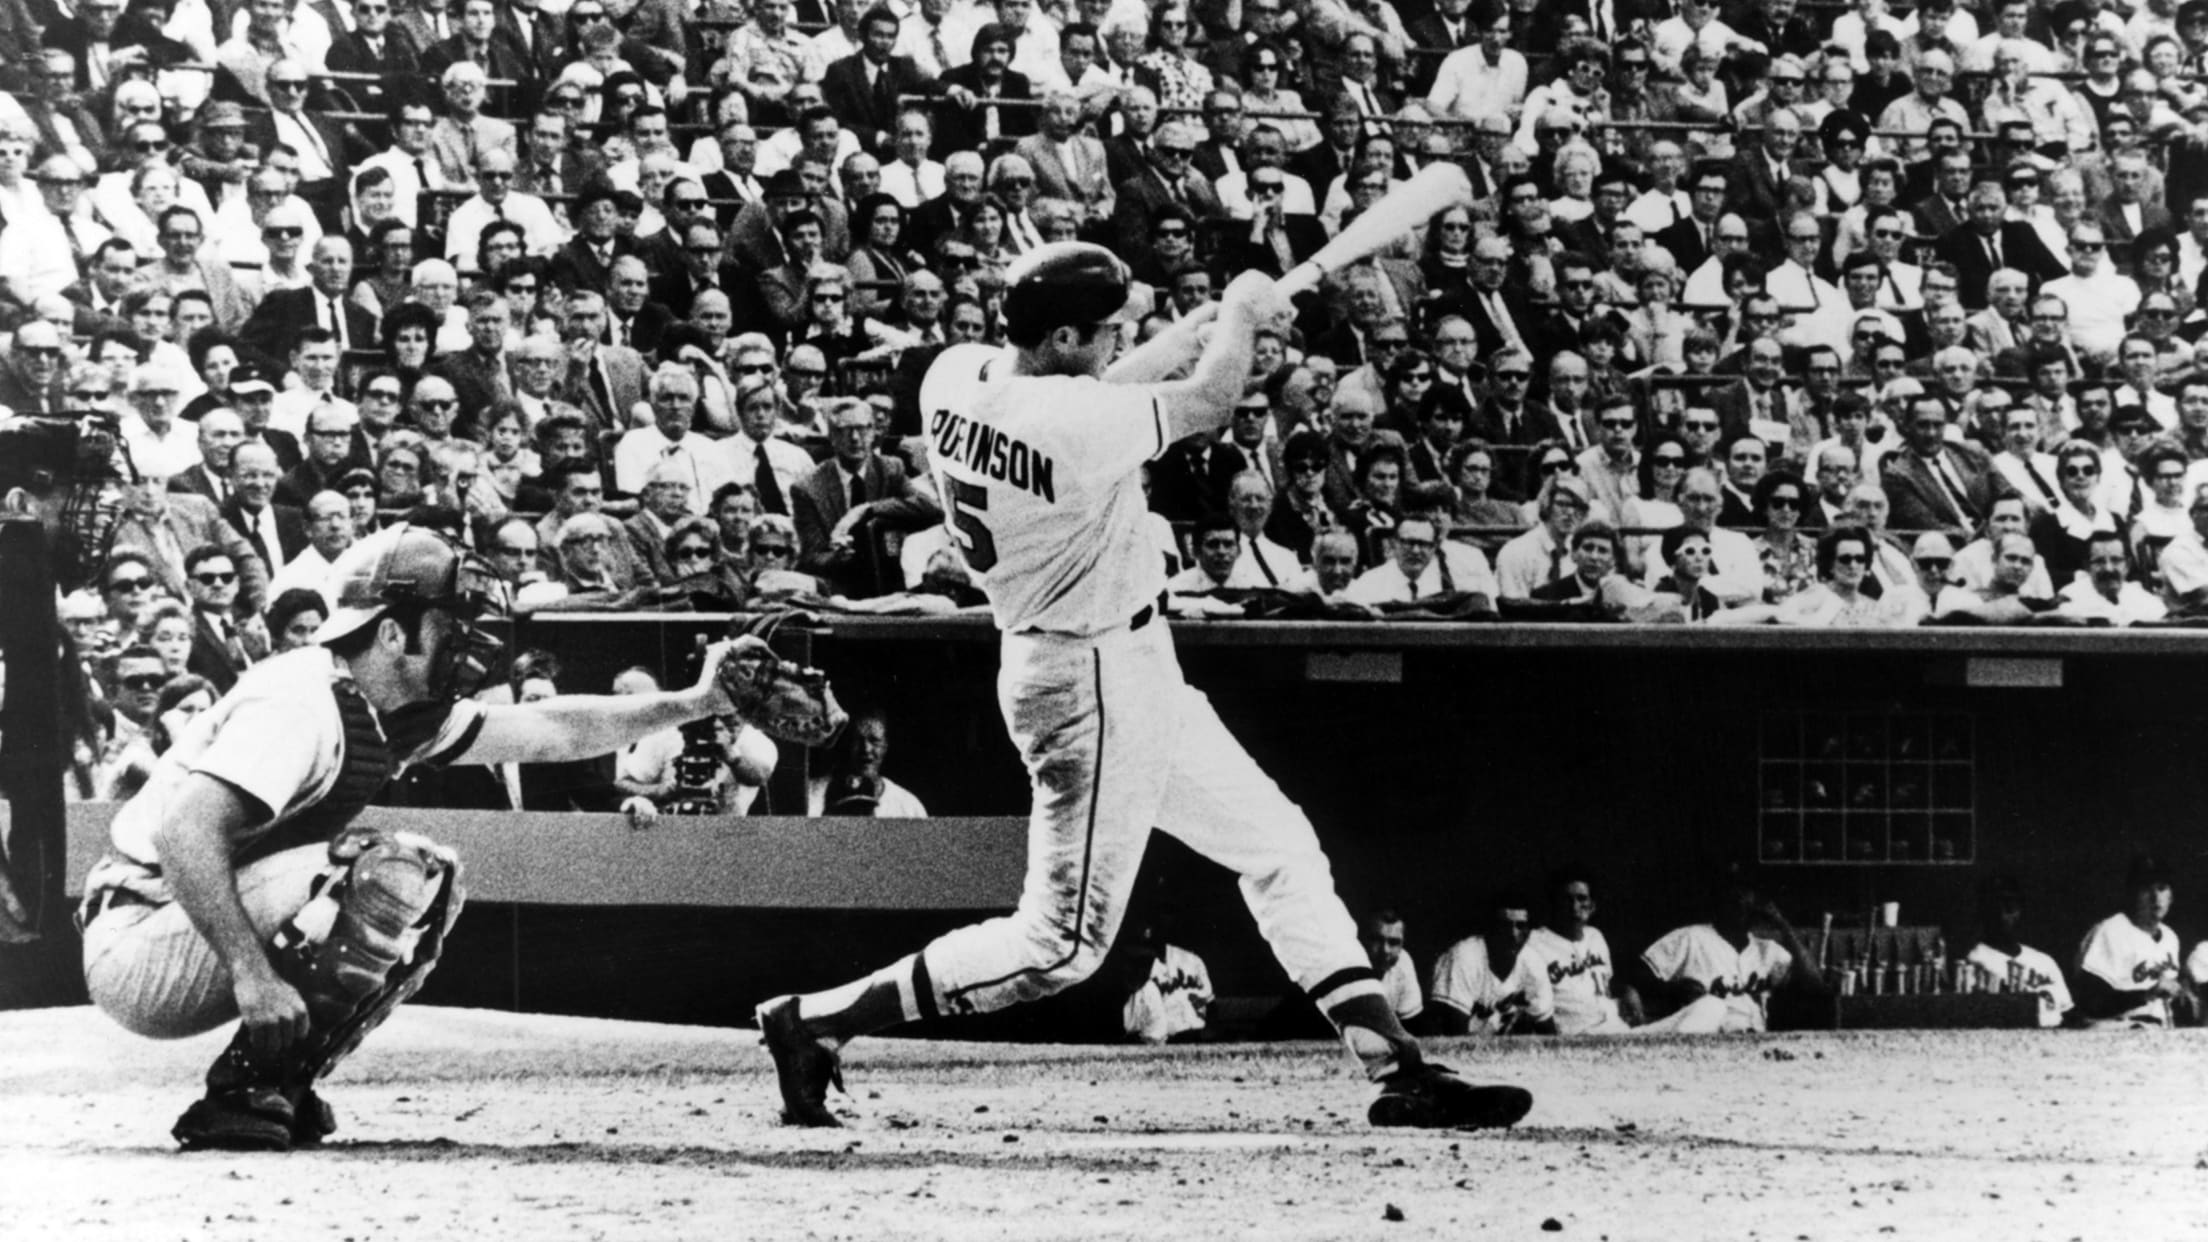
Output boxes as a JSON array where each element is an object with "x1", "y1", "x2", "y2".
[{"x1": 2, "y1": 1007, "x2": 2204, "y2": 1241}]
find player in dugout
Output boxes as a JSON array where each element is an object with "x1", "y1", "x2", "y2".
[{"x1": 754, "y1": 243, "x2": 1533, "y2": 1132}]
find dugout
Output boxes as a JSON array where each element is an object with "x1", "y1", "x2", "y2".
[{"x1": 8, "y1": 616, "x2": 2207, "y2": 1040}]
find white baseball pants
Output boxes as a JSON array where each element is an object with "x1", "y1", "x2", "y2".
[{"x1": 920, "y1": 621, "x2": 1372, "y2": 1016}]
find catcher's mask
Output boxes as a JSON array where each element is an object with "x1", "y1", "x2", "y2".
[
  {"x1": 0, "y1": 412, "x2": 139, "y2": 589},
  {"x1": 318, "y1": 524, "x2": 511, "y2": 701}
]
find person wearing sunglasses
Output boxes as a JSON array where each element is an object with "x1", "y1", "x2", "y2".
[
  {"x1": 1112, "y1": 120, "x2": 1222, "y2": 268},
  {"x1": 1770, "y1": 524, "x2": 1912, "y2": 626},
  {"x1": 2044, "y1": 224, "x2": 2141, "y2": 367},
  {"x1": 179, "y1": 546, "x2": 255, "y2": 691}
]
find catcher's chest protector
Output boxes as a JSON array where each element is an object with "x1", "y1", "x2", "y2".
[{"x1": 236, "y1": 680, "x2": 396, "y2": 868}]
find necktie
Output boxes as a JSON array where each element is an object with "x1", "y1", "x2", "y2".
[
  {"x1": 62, "y1": 217, "x2": 82, "y2": 264},
  {"x1": 1985, "y1": 233, "x2": 2001, "y2": 268},
  {"x1": 847, "y1": 468, "x2": 867, "y2": 507},
  {"x1": 1547, "y1": 539, "x2": 1566, "y2": 583},
  {"x1": 328, "y1": 296, "x2": 348, "y2": 350},
  {"x1": 930, "y1": 25, "x2": 948, "y2": 73},
  {"x1": 1929, "y1": 451, "x2": 1974, "y2": 524},
  {"x1": 590, "y1": 356, "x2": 613, "y2": 419},
  {"x1": 755, "y1": 443, "x2": 787, "y2": 513},
  {"x1": 2023, "y1": 459, "x2": 2059, "y2": 506},
  {"x1": 414, "y1": 156, "x2": 430, "y2": 193}
]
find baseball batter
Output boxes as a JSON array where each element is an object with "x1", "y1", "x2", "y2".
[
  {"x1": 76, "y1": 525, "x2": 749, "y2": 1150},
  {"x1": 756, "y1": 243, "x2": 1531, "y2": 1131}
]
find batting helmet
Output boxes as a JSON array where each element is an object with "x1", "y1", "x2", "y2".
[{"x1": 1001, "y1": 242, "x2": 1148, "y2": 346}]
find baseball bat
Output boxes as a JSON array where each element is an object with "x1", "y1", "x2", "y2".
[{"x1": 1276, "y1": 162, "x2": 1475, "y2": 299}]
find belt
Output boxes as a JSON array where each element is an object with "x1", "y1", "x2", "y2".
[{"x1": 83, "y1": 887, "x2": 156, "y2": 922}]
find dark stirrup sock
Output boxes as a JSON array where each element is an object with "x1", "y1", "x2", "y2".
[{"x1": 1324, "y1": 991, "x2": 1423, "y2": 1082}]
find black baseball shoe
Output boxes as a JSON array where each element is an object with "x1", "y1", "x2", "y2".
[
  {"x1": 755, "y1": 995, "x2": 845, "y2": 1127},
  {"x1": 287, "y1": 1086, "x2": 338, "y2": 1145},
  {"x1": 1369, "y1": 1063, "x2": 1532, "y2": 1130},
  {"x1": 173, "y1": 1086, "x2": 296, "y2": 1151}
]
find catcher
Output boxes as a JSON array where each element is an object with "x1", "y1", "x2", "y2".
[{"x1": 77, "y1": 523, "x2": 801, "y2": 1151}]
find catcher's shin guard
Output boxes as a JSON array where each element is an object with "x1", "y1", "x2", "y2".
[{"x1": 183, "y1": 830, "x2": 465, "y2": 1148}]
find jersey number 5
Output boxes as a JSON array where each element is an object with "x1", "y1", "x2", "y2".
[{"x1": 945, "y1": 477, "x2": 999, "y2": 572}]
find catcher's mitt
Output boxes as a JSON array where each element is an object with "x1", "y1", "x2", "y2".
[{"x1": 714, "y1": 612, "x2": 848, "y2": 746}]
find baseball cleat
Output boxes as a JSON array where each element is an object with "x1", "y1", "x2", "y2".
[
  {"x1": 756, "y1": 995, "x2": 846, "y2": 1127},
  {"x1": 172, "y1": 1086, "x2": 297, "y2": 1152},
  {"x1": 1368, "y1": 1063, "x2": 1532, "y2": 1131},
  {"x1": 288, "y1": 1087, "x2": 338, "y2": 1146}
]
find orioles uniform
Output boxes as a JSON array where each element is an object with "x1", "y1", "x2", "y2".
[
  {"x1": 1640, "y1": 924, "x2": 1791, "y2": 1033},
  {"x1": 1967, "y1": 940, "x2": 2073, "y2": 1028},
  {"x1": 2075, "y1": 914, "x2": 2182, "y2": 1027},
  {"x1": 1523, "y1": 925, "x2": 1727, "y2": 1036},
  {"x1": 1428, "y1": 935, "x2": 1536, "y2": 1034},
  {"x1": 906, "y1": 341, "x2": 1382, "y2": 1021}
]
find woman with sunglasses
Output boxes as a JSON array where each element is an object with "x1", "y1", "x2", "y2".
[
  {"x1": 1419, "y1": 203, "x2": 1476, "y2": 308},
  {"x1": 1773, "y1": 525, "x2": 1912, "y2": 626},
  {"x1": 1265, "y1": 428, "x2": 1343, "y2": 563},
  {"x1": 2129, "y1": 235, "x2": 2192, "y2": 324},
  {"x1": 1239, "y1": 38, "x2": 1317, "y2": 152},
  {"x1": 1751, "y1": 470, "x2": 1819, "y2": 604},
  {"x1": 1515, "y1": 437, "x2": 1579, "y2": 524},
  {"x1": 1138, "y1": 2, "x2": 1215, "y2": 114},
  {"x1": 1445, "y1": 439, "x2": 1525, "y2": 538},
  {"x1": 660, "y1": 514, "x2": 750, "y2": 608}
]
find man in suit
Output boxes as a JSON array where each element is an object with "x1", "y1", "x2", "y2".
[
  {"x1": 1708, "y1": 339, "x2": 1803, "y2": 444},
  {"x1": 1882, "y1": 390, "x2": 2013, "y2": 533},
  {"x1": 932, "y1": 23, "x2": 1035, "y2": 159},
  {"x1": 39, "y1": 0, "x2": 187, "y2": 95},
  {"x1": 558, "y1": 291, "x2": 647, "y2": 431},
  {"x1": 170, "y1": 409, "x2": 247, "y2": 507},
  {"x1": 792, "y1": 397, "x2": 942, "y2": 596},
  {"x1": 495, "y1": 0, "x2": 568, "y2": 92},
  {"x1": 421, "y1": 0, "x2": 533, "y2": 116},
  {"x1": 824, "y1": 6, "x2": 936, "y2": 154},
  {"x1": 1656, "y1": 160, "x2": 1732, "y2": 277},
  {"x1": 326, "y1": 0, "x2": 425, "y2": 113},
  {"x1": 1404, "y1": 0, "x2": 1478, "y2": 97},
  {"x1": 247, "y1": 58, "x2": 370, "y2": 231},
  {"x1": 605, "y1": 255, "x2": 676, "y2": 353},
  {"x1": 2101, "y1": 149, "x2": 2174, "y2": 276},
  {"x1": 1216, "y1": 171, "x2": 1327, "y2": 277},
  {"x1": 1910, "y1": 149, "x2": 1974, "y2": 241},
  {"x1": 1726, "y1": 106, "x2": 1800, "y2": 227},
  {"x1": 181, "y1": 545, "x2": 253, "y2": 693},
  {"x1": 1288, "y1": 95, "x2": 1362, "y2": 198},
  {"x1": 221, "y1": 441, "x2": 309, "y2": 579},
  {"x1": 240, "y1": 235, "x2": 378, "y2": 360},
  {"x1": 1016, "y1": 89, "x2": 1114, "y2": 232},
  {"x1": 1102, "y1": 84, "x2": 1161, "y2": 187},
  {"x1": 1111, "y1": 121, "x2": 1224, "y2": 272},
  {"x1": 1150, "y1": 431, "x2": 1249, "y2": 524},
  {"x1": 426, "y1": 60, "x2": 517, "y2": 188},
  {"x1": 649, "y1": 219, "x2": 735, "y2": 320},
  {"x1": 1466, "y1": 348, "x2": 1555, "y2": 447},
  {"x1": 546, "y1": 183, "x2": 635, "y2": 294},
  {"x1": 513, "y1": 107, "x2": 599, "y2": 205},
  {"x1": 113, "y1": 477, "x2": 272, "y2": 618},
  {"x1": 1932, "y1": 181, "x2": 2066, "y2": 310},
  {"x1": 1459, "y1": 234, "x2": 1542, "y2": 361},
  {"x1": 20, "y1": 50, "x2": 108, "y2": 174},
  {"x1": 1965, "y1": 267, "x2": 2032, "y2": 356}
]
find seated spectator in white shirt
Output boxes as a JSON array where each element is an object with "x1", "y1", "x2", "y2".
[
  {"x1": 1167, "y1": 513, "x2": 1244, "y2": 603},
  {"x1": 120, "y1": 358, "x2": 201, "y2": 479},
  {"x1": 1931, "y1": 532, "x2": 2052, "y2": 623},
  {"x1": 805, "y1": 709, "x2": 928, "y2": 817},
  {"x1": 1223, "y1": 470, "x2": 1298, "y2": 588},
  {"x1": 1283, "y1": 529, "x2": 1365, "y2": 599},
  {"x1": 443, "y1": 148, "x2": 565, "y2": 273},
  {"x1": 267, "y1": 489, "x2": 355, "y2": 599},
  {"x1": 613, "y1": 364, "x2": 737, "y2": 511},
  {"x1": 1949, "y1": 496, "x2": 2055, "y2": 598},
  {"x1": 1343, "y1": 512, "x2": 1498, "y2": 609},
  {"x1": 2056, "y1": 531, "x2": 2167, "y2": 625}
]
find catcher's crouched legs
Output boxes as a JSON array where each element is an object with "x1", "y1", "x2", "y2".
[{"x1": 176, "y1": 830, "x2": 467, "y2": 1152}]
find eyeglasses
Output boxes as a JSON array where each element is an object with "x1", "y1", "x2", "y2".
[
  {"x1": 1252, "y1": 181, "x2": 1284, "y2": 194},
  {"x1": 1541, "y1": 459, "x2": 1576, "y2": 473},
  {"x1": 1767, "y1": 494, "x2": 1802, "y2": 510},
  {"x1": 419, "y1": 398, "x2": 459, "y2": 411},
  {"x1": 270, "y1": 78, "x2": 308, "y2": 90},
  {"x1": 1153, "y1": 226, "x2": 1190, "y2": 239},
  {"x1": 753, "y1": 544, "x2": 794, "y2": 557},
  {"x1": 1683, "y1": 418, "x2": 1720, "y2": 431},
  {"x1": 120, "y1": 673, "x2": 167, "y2": 692},
  {"x1": 567, "y1": 533, "x2": 614, "y2": 546},
  {"x1": 2154, "y1": 470, "x2": 2187, "y2": 482},
  {"x1": 1915, "y1": 557, "x2": 1952, "y2": 571},
  {"x1": 264, "y1": 226, "x2": 303, "y2": 239},
  {"x1": 106, "y1": 575, "x2": 153, "y2": 592},
  {"x1": 192, "y1": 570, "x2": 237, "y2": 585},
  {"x1": 1598, "y1": 418, "x2": 1634, "y2": 430},
  {"x1": 1653, "y1": 454, "x2": 1686, "y2": 466},
  {"x1": 1496, "y1": 371, "x2": 1531, "y2": 382},
  {"x1": 811, "y1": 291, "x2": 847, "y2": 302},
  {"x1": 2058, "y1": 463, "x2": 2100, "y2": 477},
  {"x1": 133, "y1": 139, "x2": 170, "y2": 153},
  {"x1": 2074, "y1": 241, "x2": 2106, "y2": 252},
  {"x1": 673, "y1": 546, "x2": 713, "y2": 560},
  {"x1": 1872, "y1": 229, "x2": 1905, "y2": 239},
  {"x1": 736, "y1": 362, "x2": 774, "y2": 374},
  {"x1": 1155, "y1": 147, "x2": 1195, "y2": 160},
  {"x1": 1832, "y1": 553, "x2": 1869, "y2": 566}
]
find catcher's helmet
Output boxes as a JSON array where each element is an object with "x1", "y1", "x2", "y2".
[
  {"x1": 1001, "y1": 242, "x2": 1149, "y2": 345},
  {"x1": 316, "y1": 523, "x2": 507, "y2": 642}
]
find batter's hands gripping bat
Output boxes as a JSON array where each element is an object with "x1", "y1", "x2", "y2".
[{"x1": 1276, "y1": 162, "x2": 1475, "y2": 299}]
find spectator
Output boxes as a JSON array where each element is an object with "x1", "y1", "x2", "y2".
[
  {"x1": 1775, "y1": 526, "x2": 1914, "y2": 627},
  {"x1": 746, "y1": 512, "x2": 821, "y2": 598},
  {"x1": 791, "y1": 396, "x2": 941, "y2": 594},
  {"x1": 270, "y1": 491, "x2": 360, "y2": 599},
  {"x1": 135, "y1": 598, "x2": 195, "y2": 678},
  {"x1": 1966, "y1": 877, "x2": 2074, "y2": 1029},
  {"x1": 1650, "y1": 526, "x2": 1727, "y2": 622},
  {"x1": 1494, "y1": 473, "x2": 1591, "y2": 600},
  {"x1": 1168, "y1": 514, "x2": 1243, "y2": 599},
  {"x1": 263, "y1": 587, "x2": 330, "y2": 655},
  {"x1": 1751, "y1": 470, "x2": 1818, "y2": 603},
  {"x1": 1426, "y1": 888, "x2": 1536, "y2": 1036},
  {"x1": 1225, "y1": 470, "x2": 1299, "y2": 589},
  {"x1": 180, "y1": 545, "x2": 253, "y2": 691},
  {"x1": 1930, "y1": 532, "x2": 2049, "y2": 624},
  {"x1": 222, "y1": 442, "x2": 306, "y2": 580},
  {"x1": 2073, "y1": 855, "x2": 2196, "y2": 1028},
  {"x1": 101, "y1": 673, "x2": 218, "y2": 803},
  {"x1": 807, "y1": 709, "x2": 926, "y2": 816},
  {"x1": 2055, "y1": 532, "x2": 2166, "y2": 626},
  {"x1": 1358, "y1": 909, "x2": 1422, "y2": 1027}
]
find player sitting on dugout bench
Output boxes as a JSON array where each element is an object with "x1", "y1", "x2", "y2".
[
  {"x1": 1519, "y1": 867, "x2": 1733, "y2": 1036},
  {"x1": 1426, "y1": 889, "x2": 1538, "y2": 1036},
  {"x1": 1966, "y1": 876, "x2": 2073, "y2": 1029},
  {"x1": 2072, "y1": 855, "x2": 2199, "y2": 1028},
  {"x1": 1634, "y1": 864, "x2": 1828, "y2": 1035}
]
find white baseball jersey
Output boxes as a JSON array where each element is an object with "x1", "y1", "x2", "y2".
[
  {"x1": 2076, "y1": 914, "x2": 2182, "y2": 1026},
  {"x1": 1123, "y1": 944, "x2": 1215, "y2": 1044},
  {"x1": 919, "y1": 343, "x2": 1170, "y2": 636},
  {"x1": 1520, "y1": 926, "x2": 1622, "y2": 1035},
  {"x1": 1640, "y1": 924, "x2": 1793, "y2": 1033},
  {"x1": 1379, "y1": 951, "x2": 1423, "y2": 1022},
  {"x1": 1966, "y1": 941, "x2": 2073, "y2": 1028},
  {"x1": 1428, "y1": 935, "x2": 1535, "y2": 1033}
]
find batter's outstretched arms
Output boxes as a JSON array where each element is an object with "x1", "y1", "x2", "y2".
[{"x1": 1146, "y1": 273, "x2": 1295, "y2": 445}]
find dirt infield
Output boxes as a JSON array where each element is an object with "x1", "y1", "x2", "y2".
[{"x1": 3, "y1": 1006, "x2": 2205, "y2": 1242}]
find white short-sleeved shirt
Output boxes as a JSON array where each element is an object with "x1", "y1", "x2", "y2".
[
  {"x1": 920, "y1": 343, "x2": 1170, "y2": 635},
  {"x1": 616, "y1": 727, "x2": 686, "y2": 786},
  {"x1": 1428, "y1": 935, "x2": 1535, "y2": 1033},
  {"x1": 1967, "y1": 941, "x2": 2073, "y2": 1028},
  {"x1": 1641, "y1": 924, "x2": 1793, "y2": 1032},
  {"x1": 1520, "y1": 926, "x2": 1620, "y2": 1036},
  {"x1": 89, "y1": 648, "x2": 482, "y2": 902},
  {"x1": 2076, "y1": 913, "x2": 2182, "y2": 1026}
]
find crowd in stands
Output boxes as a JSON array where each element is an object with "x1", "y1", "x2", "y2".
[{"x1": 21, "y1": 0, "x2": 2208, "y2": 795}]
